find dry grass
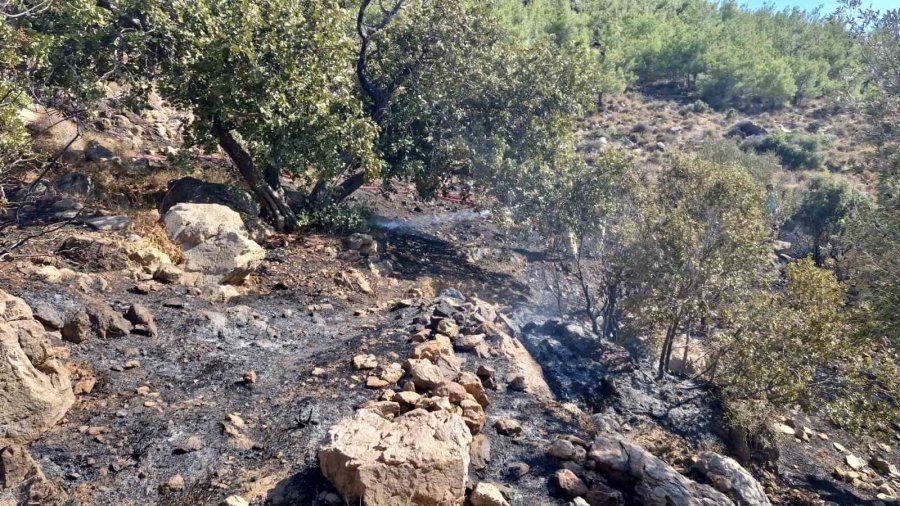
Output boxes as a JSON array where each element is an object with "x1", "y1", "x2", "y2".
[{"x1": 129, "y1": 210, "x2": 184, "y2": 264}]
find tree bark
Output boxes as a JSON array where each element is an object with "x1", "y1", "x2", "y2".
[
  {"x1": 210, "y1": 118, "x2": 298, "y2": 232},
  {"x1": 658, "y1": 316, "x2": 680, "y2": 379}
]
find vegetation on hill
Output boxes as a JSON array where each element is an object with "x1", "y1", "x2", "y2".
[{"x1": 2, "y1": 0, "x2": 898, "y2": 457}]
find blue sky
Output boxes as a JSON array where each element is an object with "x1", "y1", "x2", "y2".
[{"x1": 740, "y1": 0, "x2": 895, "y2": 13}]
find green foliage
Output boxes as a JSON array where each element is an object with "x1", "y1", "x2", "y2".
[
  {"x1": 743, "y1": 132, "x2": 831, "y2": 170},
  {"x1": 297, "y1": 202, "x2": 371, "y2": 234},
  {"x1": 363, "y1": 0, "x2": 597, "y2": 199},
  {"x1": 627, "y1": 154, "x2": 774, "y2": 374},
  {"x1": 715, "y1": 259, "x2": 847, "y2": 405},
  {"x1": 791, "y1": 173, "x2": 868, "y2": 265},
  {"x1": 501, "y1": 0, "x2": 862, "y2": 110}
]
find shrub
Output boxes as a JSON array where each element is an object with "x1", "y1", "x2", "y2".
[{"x1": 742, "y1": 132, "x2": 830, "y2": 170}]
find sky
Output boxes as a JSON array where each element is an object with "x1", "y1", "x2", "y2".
[{"x1": 740, "y1": 0, "x2": 895, "y2": 13}]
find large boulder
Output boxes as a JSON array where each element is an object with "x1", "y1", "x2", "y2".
[
  {"x1": 0, "y1": 444, "x2": 69, "y2": 506},
  {"x1": 319, "y1": 408, "x2": 472, "y2": 505},
  {"x1": 163, "y1": 203, "x2": 265, "y2": 284},
  {"x1": 159, "y1": 177, "x2": 259, "y2": 218},
  {"x1": 590, "y1": 434, "x2": 736, "y2": 506},
  {"x1": 0, "y1": 290, "x2": 74, "y2": 444},
  {"x1": 692, "y1": 452, "x2": 771, "y2": 506}
]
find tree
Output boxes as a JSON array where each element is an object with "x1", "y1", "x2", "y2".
[
  {"x1": 626, "y1": 155, "x2": 773, "y2": 378},
  {"x1": 18, "y1": 0, "x2": 380, "y2": 231},
  {"x1": 791, "y1": 173, "x2": 867, "y2": 267},
  {"x1": 356, "y1": 0, "x2": 598, "y2": 199}
]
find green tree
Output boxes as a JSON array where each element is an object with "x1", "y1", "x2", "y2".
[
  {"x1": 627, "y1": 154, "x2": 774, "y2": 378},
  {"x1": 791, "y1": 173, "x2": 867, "y2": 267}
]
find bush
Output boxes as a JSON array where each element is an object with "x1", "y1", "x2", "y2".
[
  {"x1": 742, "y1": 132, "x2": 830, "y2": 170},
  {"x1": 695, "y1": 139, "x2": 781, "y2": 184}
]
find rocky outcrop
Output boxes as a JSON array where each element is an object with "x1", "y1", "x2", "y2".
[
  {"x1": 692, "y1": 452, "x2": 771, "y2": 506},
  {"x1": 319, "y1": 408, "x2": 472, "y2": 505},
  {"x1": 0, "y1": 290, "x2": 74, "y2": 444},
  {"x1": 590, "y1": 434, "x2": 736, "y2": 506},
  {"x1": 163, "y1": 203, "x2": 265, "y2": 284}
]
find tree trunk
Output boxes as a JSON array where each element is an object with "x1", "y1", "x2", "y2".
[
  {"x1": 601, "y1": 282, "x2": 618, "y2": 341},
  {"x1": 657, "y1": 317, "x2": 679, "y2": 379},
  {"x1": 211, "y1": 118, "x2": 298, "y2": 232}
]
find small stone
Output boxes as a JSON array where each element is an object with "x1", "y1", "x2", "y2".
[
  {"x1": 154, "y1": 264, "x2": 183, "y2": 284},
  {"x1": 380, "y1": 362, "x2": 404, "y2": 384},
  {"x1": 176, "y1": 436, "x2": 203, "y2": 454},
  {"x1": 458, "y1": 372, "x2": 489, "y2": 407},
  {"x1": 554, "y1": 468, "x2": 588, "y2": 497},
  {"x1": 222, "y1": 496, "x2": 249, "y2": 506},
  {"x1": 455, "y1": 333, "x2": 485, "y2": 351},
  {"x1": 772, "y1": 423, "x2": 795, "y2": 436},
  {"x1": 548, "y1": 439, "x2": 578, "y2": 460},
  {"x1": 435, "y1": 319, "x2": 460, "y2": 338},
  {"x1": 243, "y1": 370, "x2": 257, "y2": 384},
  {"x1": 366, "y1": 376, "x2": 389, "y2": 389},
  {"x1": 469, "y1": 482, "x2": 509, "y2": 506},
  {"x1": 166, "y1": 474, "x2": 185, "y2": 491},
  {"x1": 124, "y1": 360, "x2": 140, "y2": 369},
  {"x1": 506, "y1": 462, "x2": 530, "y2": 480},
  {"x1": 833, "y1": 442, "x2": 848, "y2": 453},
  {"x1": 85, "y1": 215, "x2": 130, "y2": 231},
  {"x1": 396, "y1": 391, "x2": 422, "y2": 407},
  {"x1": 352, "y1": 354, "x2": 377, "y2": 370},
  {"x1": 312, "y1": 367, "x2": 326, "y2": 377},
  {"x1": 494, "y1": 418, "x2": 522, "y2": 437},
  {"x1": 404, "y1": 358, "x2": 445, "y2": 390},
  {"x1": 846, "y1": 454, "x2": 866, "y2": 471}
]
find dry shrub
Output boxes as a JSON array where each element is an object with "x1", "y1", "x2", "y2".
[{"x1": 129, "y1": 210, "x2": 184, "y2": 264}]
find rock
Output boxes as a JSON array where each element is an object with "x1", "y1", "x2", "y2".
[
  {"x1": 692, "y1": 452, "x2": 771, "y2": 506},
  {"x1": 404, "y1": 358, "x2": 445, "y2": 390},
  {"x1": 470, "y1": 482, "x2": 509, "y2": 506},
  {"x1": 470, "y1": 433, "x2": 491, "y2": 471},
  {"x1": 53, "y1": 172, "x2": 92, "y2": 197},
  {"x1": 334, "y1": 269, "x2": 373, "y2": 295},
  {"x1": 243, "y1": 370, "x2": 257, "y2": 384},
  {"x1": 0, "y1": 445, "x2": 68, "y2": 505},
  {"x1": 345, "y1": 233, "x2": 378, "y2": 256},
  {"x1": 395, "y1": 391, "x2": 422, "y2": 407},
  {"x1": 319, "y1": 408, "x2": 472, "y2": 505},
  {"x1": 58, "y1": 235, "x2": 129, "y2": 271},
  {"x1": 380, "y1": 362, "x2": 404, "y2": 384},
  {"x1": 175, "y1": 435, "x2": 204, "y2": 454},
  {"x1": 455, "y1": 333, "x2": 485, "y2": 351},
  {"x1": 85, "y1": 215, "x2": 131, "y2": 231},
  {"x1": 1, "y1": 293, "x2": 74, "y2": 443},
  {"x1": 410, "y1": 335, "x2": 454, "y2": 361},
  {"x1": 32, "y1": 305, "x2": 64, "y2": 330},
  {"x1": 436, "y1": 319, "x2": 460, "y2": 338},
  {"x1": 871, "y1": 456, "x2": 897, "y2": 476},
  {"x1": 832, "y1": 442, "x2": 847, "y2": 453},
  {"x1": 124, "y1": 303, "x2": 154, "y2": 327},
  {"x1": 590, "y1": 434, "x2": 735, "y2": 505},
  {"x1": 549, "y1": 439, "x2": 579, "y2": 460},
  {"x1": 506, "y1": 462, "x2": 530, "y2": 480},
  {"x1": 434, "y1": 381, "x2": 468, "y2": 404},
  {"x1": 458, "y1": 372, "x2": 489, "y2": 407},
  {"x1": 154, "y1": 263, "x2": 184, "y2": 284},
  {"x1": 87, "y1": 303, "x2": 132, "y2": 338},
  {"x1": 584, "y1": 484, "x2": 625, "y2": 506},
  {"x1": 494, "y1": 419, "x2": 522, "y2": 437},
  {"x1": 365, "y1": 376, "x2": 389, "y2": 389},
  {"x1": 555, "y1": 469, "x2": 588, "y2": 497},
  {"x1": 164, "y1": 203, "x2": 265, "y2": 284},
  {"x1": 846, "y1": 454, "x2": 866, "y2": 471},
  {"x1": 159, "y1": 177, "x2": 260, "y2": 218},
  {"x1": 84, "y1": 139, "x2": 115, "y2": 161},
  {"x1": 61, "y1": 311, "x2": 91, "y2": 344},
  {"x1": 772, "y1": 423, "x2": 795, "y2": 436},
  {"x1": 359, "y1": 401, "x2": 400, "y2": 420},
  {"x1": 166, "y1": 474, "x2": 185, "y2": 491},
  {"x1": 352, "y1": 354, "x2": 378, "y2": 370},
  {"x1": 222, "y1": 495, "x2": 250, "y2": 506},
  {"x1": 460, "y1": 397, "x2": 485, "y2": 434}
]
